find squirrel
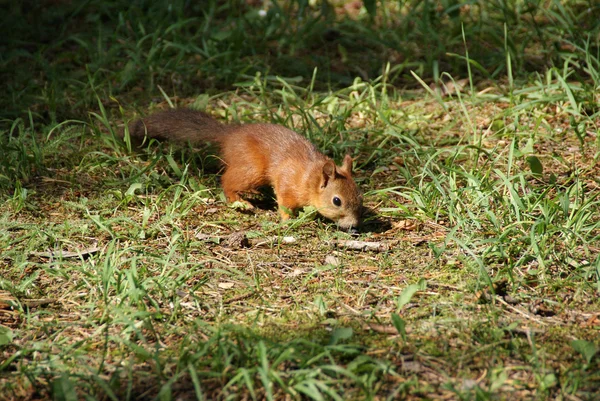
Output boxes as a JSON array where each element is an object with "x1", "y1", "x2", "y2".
[{"x1": 127, "y1": 109, "x2": 363, "y2": 230}]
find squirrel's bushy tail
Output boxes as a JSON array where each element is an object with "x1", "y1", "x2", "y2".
[{"x1": 127, "y1": 109, "x2": 230, "y2": 147}]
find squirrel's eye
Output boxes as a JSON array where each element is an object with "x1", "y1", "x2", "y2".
[{"x1": 332, "y1": 196, "x2": 342, "y2": 207}]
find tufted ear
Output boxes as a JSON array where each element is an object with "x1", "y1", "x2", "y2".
[
  {"x1": 321, "y1": 160, "x2": 336, "y2": 188},
  {"x1": 340, "y1": 154, "x2": 353, "y2": 176}
]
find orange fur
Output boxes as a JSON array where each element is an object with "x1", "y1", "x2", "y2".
[{"x1": 128, "y1": 109, "x2": 363, "y2": 229}]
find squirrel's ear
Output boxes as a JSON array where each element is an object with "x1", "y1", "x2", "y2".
[
  {"x1": 341, "y1": 154, "x2": 353, "y2": 175},
  {"x1": 321, "y1": 160, "x2": 336, "y2": 188}
]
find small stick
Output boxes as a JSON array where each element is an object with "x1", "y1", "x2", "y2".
[
  {"x1": 332, "y1": 240, "x2": 391, "y2": 252},
  {"x1": 223, "y1": 292, "x2": 255, "y2": 304},
  {"x1": 30, "y1": 246, "x2": 100, "y2": 259},
  {"x1": 1, "y1": 298, "x2": 58, "y2": 309}
]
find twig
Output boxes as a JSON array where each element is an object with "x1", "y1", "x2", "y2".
[
  {"x1": 1, "y1": 298, "x2": 58, "y2": 309},
  {"x1": 362, "y1": 323, "x2": 401, "y2": 334},
  {"x1": 196, "y1": 231, "x2": 297, "y2": 248},
  {"x1": 332, "y1": 240, "x2": 392, "y2": 252},
  {"x1": 495, "y1": 297, "x2": 546, "y2": 325},
  {"x1": 19, "y1": 299, "x2": 58, "y2": 308},
  {"x1": 30, "y1": 246, "x2": 99, "y2": 259},
  {"x1": 223, "y1": 292, "x2": 255, "y2": 304}
]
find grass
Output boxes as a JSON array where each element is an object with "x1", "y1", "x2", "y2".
[{"x1": 2, "y1": 0, "x2": 600, "y2": 399}]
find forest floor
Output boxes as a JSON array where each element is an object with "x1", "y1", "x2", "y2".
[{"x1": 1, "y1": 1, "x2": 599, "y2": 399}]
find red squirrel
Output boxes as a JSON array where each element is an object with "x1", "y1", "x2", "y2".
[{"x1": 128, "y1": 109, "x2": 362, "y2": 230}]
